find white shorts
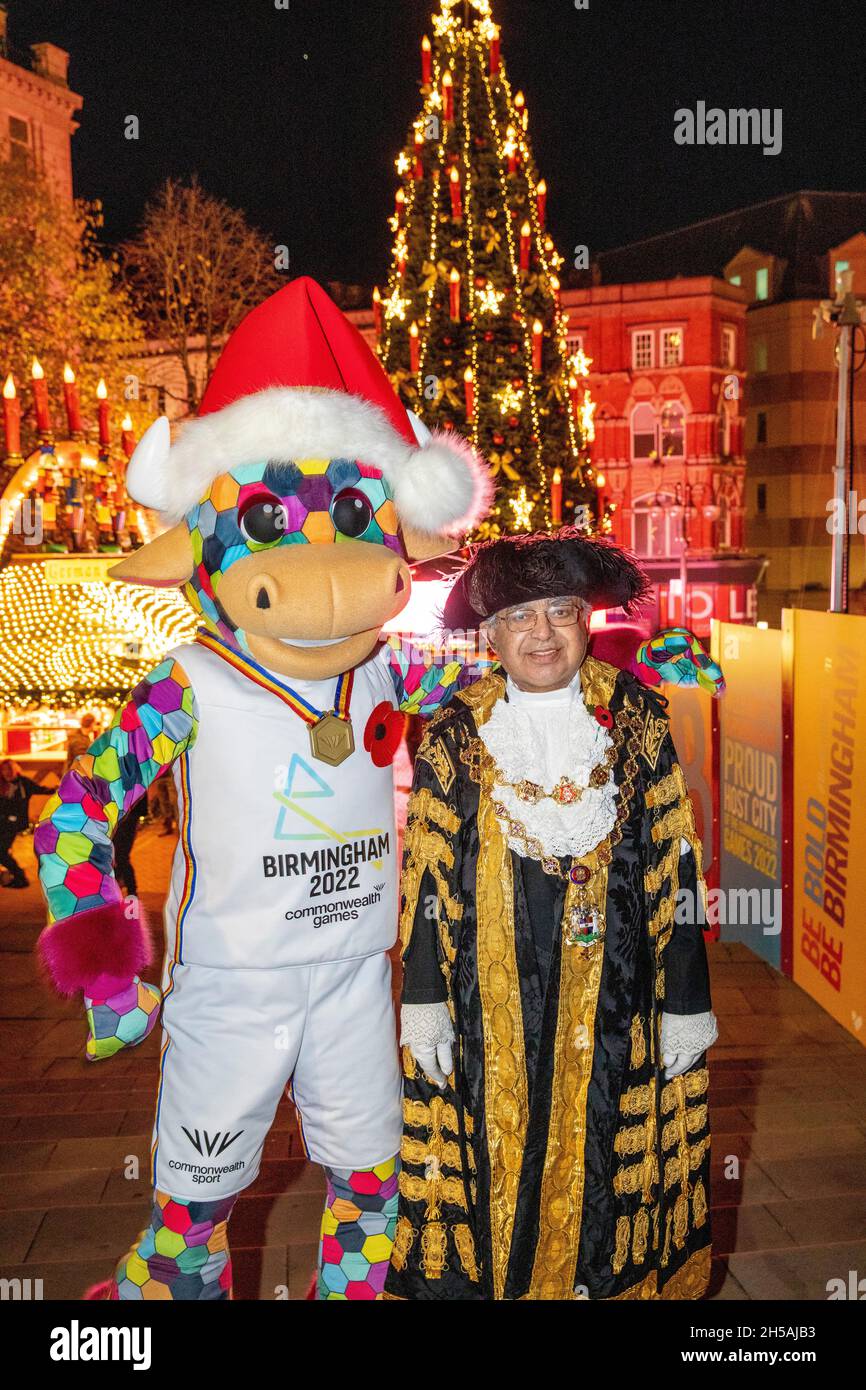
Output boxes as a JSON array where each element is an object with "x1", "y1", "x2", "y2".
[{"x1": 151, "y1": 951, "x2": 402, "y2": 1199}]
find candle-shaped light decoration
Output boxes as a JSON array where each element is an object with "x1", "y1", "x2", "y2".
[
  {"x1": 532, "y1": 319, "x2": 544, "y2": 373},
  {"x1": 449, "y1": 166, "x2": 463, "y2": 220},
  {"x1": 409, "y1": 321, "x2": 420, "y2": 374},
  {"x1": 490, "y1": 24, "x2": 501, "y2": 75},
  {"x1": 395, "y1": 187, "x2": 406, "y2": 226},
  {"x1": 520, "y1": 220, "x2": 532, "y2": 272},
  {"x1": 514, "y1": 90, "x2": 527, "y2": 129},
  {"x1": 568, "y1": 374, "x2": 580, "y2": 420},
  {"x1": 62, "y1": 363, "x2": 83, "y2": 436},
  {"x1": 96, "y1": 378, "x2": 111, "y2": 449},
  {"x1": 550, "y1": 274, "x2": 561, "y2": 310},
  {"x1": 551, "y1": 468, "x2": 563, "y2": 526},
  {"x1": 463, "y1": 367, "x2": 475, "y2": 421},
  {"x1": 537, "y1": 179, "x2": 548, "y2": 229},
  {"x1": 505, "y1": 125, "x2": 519, "y2": 175},
  {"x1": 421, "y1": 34, "x2": 432, "y2": 85},
  {"x1": 414, "y1": 131, "x2": 425, "y2": 180},
  {"x1": 31, "y1": 357, "x2": 52, "y2": 437},
  {"x1": 372, "y1": 287, "x2": 383, "y2": 337},
  {"x1": 3, "y1": 374, "x2": 21, "y2": 458},
  {"x1": 449, "y1": 267, "x2": 461, "y2": 322},
  {"x1": 442, "y1": 70, "x2": 454, "y2": 121},
  {"x1": 121, "y1": 412, "x2": 136, "y2": 460}
]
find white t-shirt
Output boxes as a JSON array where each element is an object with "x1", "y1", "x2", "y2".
[{"x1": 162, "y1": 641, "x2": 400, "y2": 970}]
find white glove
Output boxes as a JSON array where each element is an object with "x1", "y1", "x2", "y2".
[
  {"x1": 660, "y1": 1010, "x2": 719, "y2": 1079},
  {"x1": 400, "y1": 1002, "x2": 455, "y2": 1089}
]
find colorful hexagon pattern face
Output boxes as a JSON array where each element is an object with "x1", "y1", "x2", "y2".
[
  {"x1": 183, "y1": 458, "x2": 406, "y2": 651},
  {"x1": 317, "y1": 1158, "x2": 399, "y2": 1300},
  {"x1": 111, "y1": 1191, "x2": 236, "y2": 1300},
  {"x1": 34, "y1": 658, "x2": 199, "y2": 921}
]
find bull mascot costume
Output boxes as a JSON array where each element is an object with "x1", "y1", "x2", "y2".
[{"x1": 33, "y1": 278, "x2": 492, "y2": 1301}]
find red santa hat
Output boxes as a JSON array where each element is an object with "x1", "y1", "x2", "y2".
[{"x1": 126, "y1": 277, "x2": 492, "y2": 535}]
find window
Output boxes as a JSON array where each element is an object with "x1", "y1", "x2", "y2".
[
  {"x1": 753, "y1": 337, "x2": 768, "y2": 373},
  {"x1": 834, "y1": 259, "x2": 850, "y2": 291},
  {"x1": 632, "y1": 330, "x2": 654, "y2": 370},
  {"x1": 755, "y1": 267, "x2": 769, "y2": 301},
  {"x1": 8, "y1": 115, "x2": 31, "y2": 167},
  {"x1": 717, "y1": 403, "x2": 732, "y2": 458},
  {"x1": 566, "y1": 331, "x2": 584, "y2": 356},
  {"x1": 631, "y1": 403, "x2": 657, "y2": 459},
  {"x1": 721, "y1": 325, "x2": 737, "y2": 368},
  {"x1": 632, "y1": 492, "x2": 678, "y2": 559},
  {"x1": 661, "y1": 328, "x2": 684, "y2": 367},
  {"x1": 729, "y1": 274, "x2": 742, "y2": 286},
  {"x1": 756, "y1": 411, "x2": 768, "y2": 444},
  {"x1": 660, "y1": 403, "x2": 685, "y2": 457},
  {"x1": 757, "y1": 482, "x2": 767, "y2": 513}
]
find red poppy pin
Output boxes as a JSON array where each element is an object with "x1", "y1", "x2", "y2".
[
  {"x1": 364, "y1": 703, "x2": 405, "y2": 768},
  {"x1": 594, "y1": 704, "x2": 614, "y2": 729}
]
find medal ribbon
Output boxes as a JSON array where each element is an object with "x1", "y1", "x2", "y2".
[{"x1": 195, "y1": 630, "x2": 354, "y2": 726}]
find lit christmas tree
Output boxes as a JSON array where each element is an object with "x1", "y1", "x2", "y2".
[{"x1": 376, "y1": 0, "x2": 596, "y2": 537}]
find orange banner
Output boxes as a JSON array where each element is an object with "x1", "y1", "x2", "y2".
[{"x1": 787, "y1": 610, "x2": 866, "y2": 1046}]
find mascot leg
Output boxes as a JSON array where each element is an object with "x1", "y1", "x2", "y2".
[
  {"x1": 317, "y1": 1156, "x2": 400, "y2": 1300},
  {"x1": 97, "y1": 1190, "x2": 237, "y2": 1300}
]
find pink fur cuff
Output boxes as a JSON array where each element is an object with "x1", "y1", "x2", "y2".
[{"x1": 37, "y1": 901, "x2": 152, "y2": 997}]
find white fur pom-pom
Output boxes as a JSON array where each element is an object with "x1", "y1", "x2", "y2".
[{"x1": 393, "y1": 429, "x2": 495, "y2": 536}]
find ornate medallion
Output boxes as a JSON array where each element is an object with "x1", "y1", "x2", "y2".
[{"x1": 309, "y1": 713, "x2": 355, "y2": 766}]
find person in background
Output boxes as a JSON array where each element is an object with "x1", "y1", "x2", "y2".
[
  {"x1": 147, "y1": 770, "x2": 177, "y2": 836},
  {"x1": 0, "y1": 759, "x2": 44, "y2": 889},
  {"x1": 64, "y1": 713, "x2": 98, "y2": 773},
  {"x1": 113, "y1": 795, "x2": 147, "y2": 898}
]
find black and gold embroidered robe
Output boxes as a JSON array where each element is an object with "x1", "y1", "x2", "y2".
[{"x1": 384, "y1": 656, "x2": 713, "y2": 1301}]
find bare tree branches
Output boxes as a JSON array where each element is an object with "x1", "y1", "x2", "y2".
[{"x1": 121, "y1": 177, "x2": 283, "y2": 412}]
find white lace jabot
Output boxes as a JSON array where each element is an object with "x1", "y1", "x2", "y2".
[{"x1": 478, "y1": 666, "x2": 619, "y2": 861}]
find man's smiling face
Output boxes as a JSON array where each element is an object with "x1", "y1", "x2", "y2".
[{"x1": 482, "y1": 594, "x2": 591, "y2": 693}]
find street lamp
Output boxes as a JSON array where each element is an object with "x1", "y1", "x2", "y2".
[
  {"x1": 651, "y1": 458, "x2": 694, "y2": 629},
  {"x1": 813, "y1": 269, "x2": 866, "y2": 614}
]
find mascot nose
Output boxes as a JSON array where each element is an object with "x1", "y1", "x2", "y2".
[{"x1": 234, "y1": 541, "x2": 411, "y2": 638}]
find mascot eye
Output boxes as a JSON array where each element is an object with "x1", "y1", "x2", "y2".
[
  {"x1": 239, "y1": 495, "x2": 289, "y2": 544},
  {"x1": 331, "y1": 488, "x2": 374, "y2": 539}
]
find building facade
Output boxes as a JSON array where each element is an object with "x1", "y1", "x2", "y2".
[
  {"x1": 0, "y1": 7, "x2": 80, "y2": 204},
  {"x1": 560, "y1": 276, "x2": 758, "y2": 631},
  {"x1": 593, "y1": 192, "x2": 866, "y2": 622}
]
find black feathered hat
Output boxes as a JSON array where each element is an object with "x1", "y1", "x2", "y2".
[{"x1": 441, "y1": 527, "x2": 653, "y2": 630}]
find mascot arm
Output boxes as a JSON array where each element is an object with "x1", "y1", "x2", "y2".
[
  {"x1": 384, "y1": 636, "x2": 490, "y2": 717},
  {"x1": 34, "y1": 656, "x2": 199, "y2": 1030}
]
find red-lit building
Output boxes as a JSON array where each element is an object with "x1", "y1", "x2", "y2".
[{"x1": 561, "y1": 276, "x2": 763, "y2": 634}]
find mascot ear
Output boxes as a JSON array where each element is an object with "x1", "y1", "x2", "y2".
[
  {"x1": 401, "y1": 524, "x2": 461, "y2": 564},
  {"x1": 109, "y1": 524, "x2": 195, "y2": 588}
]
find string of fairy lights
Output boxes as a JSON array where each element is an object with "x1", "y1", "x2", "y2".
[
  {"x1": 0, "y1": 561, "x2": 197, "y2": 713},
  {"x1": 377, "y1": 0, "x2": 599, "y2": 533}
]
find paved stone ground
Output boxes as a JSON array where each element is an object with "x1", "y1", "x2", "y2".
[{"x1": 2, "y1": 751, "x2": 865, "y2": 1300}]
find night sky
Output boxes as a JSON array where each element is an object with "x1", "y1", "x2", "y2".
[{"x1": 7, "y1": 0, "x2": 864, "y2": 285}]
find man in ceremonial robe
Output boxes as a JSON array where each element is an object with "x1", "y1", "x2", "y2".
[{"x1": 385, "y1": 531, "x2": 720, "y2": 1301}]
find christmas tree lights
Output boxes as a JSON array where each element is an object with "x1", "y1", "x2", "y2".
[{"x1": 377, "y1": 0, "x2": 594, "y2": 536}]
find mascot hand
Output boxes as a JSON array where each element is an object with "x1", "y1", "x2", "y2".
[
  {"x1": 636, "y1": 628, "x2": 726, "y2": 696},
  {"x1": 83, "y1": 975, "x2": 162, "y2": 1062},
  {"x1": 400, "y1": 1002, "x2": 455, "y2": 1090}
]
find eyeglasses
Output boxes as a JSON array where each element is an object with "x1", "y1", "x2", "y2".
[{"x1": 491, "y1": 599, "x2": 590, "y2": 633}]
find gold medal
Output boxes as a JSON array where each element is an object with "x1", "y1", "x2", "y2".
[{"x1": 309, "y1": 713, "x2": 355, "y2": 767}]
